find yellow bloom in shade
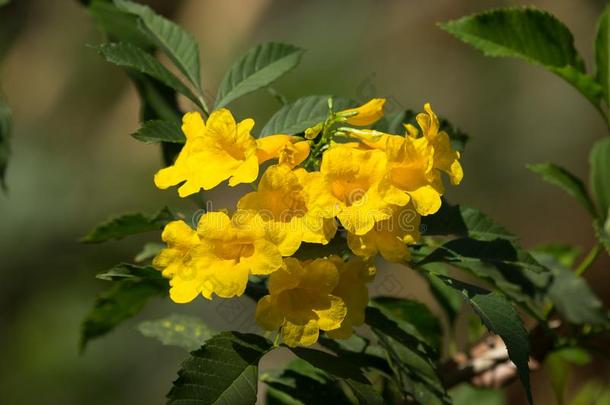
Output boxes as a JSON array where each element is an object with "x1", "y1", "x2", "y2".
[
  {"x1": 341, "y1": 98, "x2": 386, "y2": 126},
  {"x1": 153, "y1": 211, "x2": 283, "y2": 303},
  {"x1": 326, "y1": 256, "x2": 376, "y2": 339},
  {"x1": 347, "y1": 204, "x2": 420, "y2": 262},
  {"x1": 237, "y1": 165, "x2": 337, "y2": 256},
  {"x1": 415, "y1": 103, "x2": 463, "y2": 185},
  {"x1": 256, "y1": 135, "x2": 310, "y2": 168},
  {"x1": 154, "y1": 109, "x2": 259, "y2": 197},
  {"x1": 300, "y1": 144, "x2": 398, "y2": 235},
  {"x1": 255, "y1": 258, "x2": 347, "y2": 347}
]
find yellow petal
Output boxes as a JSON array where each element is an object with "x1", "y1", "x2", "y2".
[
  {"x1": 409, "y1": 185, "x2": 442, "y2": 215},
  {"x1": 168, "y1": 278, "x2": 202, "y2": 304},
  {"x1": 255, "y1": 295, "x2": 284, "y2": 330},
  {"x1": 256, "y1": 134, "x2": 295, "y2": 163},
  {"x1": 228, "y1": 155, "x2": 259, "y2": 186},
  {"x1": 181, "y1": 111, "x2": 206, "y2": 139},
  {"x1": 315, "y1": 295, "x2": 347, "y2": 331},
  {"x1": 282, "y1": 320, "x2": 320, "y2": 347},
  {"x1": 342, "y1": 98, "x2": 386, "y2": 126}
]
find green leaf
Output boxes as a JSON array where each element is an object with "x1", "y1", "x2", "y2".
[
  {"x1": 594, "y1": 219, "x2": 610, "y2": 254},
  {"x1": 138, "y1": 314, "x2": 214, "y2": 351},
  {"x1": 596, "y1": 5, "x2": 610, "y2": 107},
  {"x1": 421, "y1": 202, "x2": 516, "y2": 241},
  {"x1": 88, "y1": 0, "x2": 153, "y2": 49},
  {"x1": 95, "y1": 42, "x2": 201, "y2": 107},
  {"x1": 80, "y1": 274, "x2": 167, "y2": 351},
  {"x1": 527, "y1": 163, "x2": 596, "y2": 216},
  {"x1": 532, "y1": 243, "x2": 582, "y2": 268},
  {"x1": 437, "y1": 276, "x2": 532, "y2": 404},
  {"x1": 419, "y1": 263, "x2": 462, "y2": 326},
  {"x1": 451, "y1": 384, "x2": 506, "y2": 405},
  {"x1": 0, "y1": 96, "x2": 10, "y2": 192},
  {"x1": 215, "y1": 42, "x2": 305, "y2": 108},
  {"x1": 134, "y1": 242, "x2": 164, "y2": 262},
  {"x1": 82, "y1": 207, "x2": 174, "y2": 243},
  {"x1": 289, "y1": 347, "x2": 384, "y2": 405},
  {"x1": 131, "y1": 119, "x2": 184, "y2": 144},
  {"x1": 590, "y1": 138, "x2": 610, "y2": 220},
  {"x1": 167, "y1": 332, "x2": 272, "y2": 405},
  {"x1": 115, "y1": 0, "x2": 202, "y2": 92},
  {"x1": 545, "y1": 347, "x2": 591, "y2": 405},
  {"x1": 372, "y1": 297, "x2": 442, "y2": 354},
  {"x1": 95, "y1": 263, "x2": 162, "y2": 281},
  {"x1": 441, "y1": 7, "x2": 602, "y2": 105},
  {"x1": 532, "y1": 250, "x2": 608, "y2": 326},
  {"x1": 260, "y1": 95, "x2": 353, "y2": 136}
]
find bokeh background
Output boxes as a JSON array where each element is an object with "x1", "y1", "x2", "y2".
[{"x1": 1, "y1": 0, "x2": 609, "y2": 404}]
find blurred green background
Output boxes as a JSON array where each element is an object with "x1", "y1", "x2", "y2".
[{"x1": 1, "y1": 0, "x2": 609, "y2": 404}]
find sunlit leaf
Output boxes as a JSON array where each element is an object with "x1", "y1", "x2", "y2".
[{"x1": 138, "y1": 314, "x2": 214, "y2": 351}]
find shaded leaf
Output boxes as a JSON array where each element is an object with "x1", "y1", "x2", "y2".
[
  {"x1": 594, "y1": 219, "x2": 610, "y2": 254},
  {"x1": 590, "y1": 138, "x2": 610, "y2": 220},
  {"x1": 419, "y1": 263, "x2": 462, "y2": 326},
  {"x1": 527, "y1": 163, "x2": 596, "y2": 216},
  {"x1": 82, "y1": 207, "x2": 174, "y2": 243},
  {"x1": 167, "y1": 332, "x2": 272, "y2": 404},
  {"x1": 595, "y1": 5, "x2": 610, "y2": 107},
  {"x1": 131, "y1": 119, "x2": 184, "y2": 144},
  {"x1": 261, "y1": 95, "x2": 353, "y2": 136},
  {"x1": 441, "y1": 7, "x2": 602, "y2": 105},
  {"x1": 95, "y1": 42, "x2": 201, "y2": 106},
  {"x1": 215, "y1": 42, "x2": 304, "y2": 108},
  {"x1": 134, "y1": 242, "x2": 164, "y2": 263},
  {"x1": 80, "y1": 275, "x2": 168, "y2": 351},
  {"x1": 451, "y1": 384, "x2": 505, "y2": 405},
  {"x1": 88, "y1": 0, "x2": 153, "y2": 49},
  {"x1": 0, "y1": 96, "x2": 10, "y2": 192},
  {"x1": 138, "y1": 314, "x2": 214, "y2": 351},
  {"x1": 95, "y1": 263, "x2": 162, "y2": 281},
  {"x1": 545, "y1": 347, "x2": 591, "y2": 405},
  {"x1": 115, "y1": 0, "x2": 202, "y2": 91}
]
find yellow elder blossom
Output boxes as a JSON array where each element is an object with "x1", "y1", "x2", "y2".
[
  {"x1": 341, "y1": 98, "x2": 386, "y2": 126},
  {"x1": 255, "y1": 258, "x2": 347, "y2": 346},
  {"x1": 153, "y1": 212, "x2": 283, "y2": 303},
  {"x1": 154, "y1": 110, "x2": 310, "y2": 197},
  {"x1": 237, "y1": 165, "x2": 337, "y2": 255},
  {"x1": 299, "y1": 143, "x2": 403, "y2": 235},
  {"x1": 347, "y1": 204, "x2": 420, "y2": 262},
  {"x1": 326, "y1": 256, "x2": 376, "y2": 339}
]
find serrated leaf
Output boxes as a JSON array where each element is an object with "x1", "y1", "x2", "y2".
[
  {"x1": 80, "y1": 275, "x2": 167, "y2": 351},
  {"x1": 527, "y1": 163, "x2": 596, "y2": 216},
  {"x1": 95, "y1": 42, "x2": 201, "y2": 107},
  {"x1": 82, "y1": 207, "x2": 174, "y2": 243},
  {"x1": 131, "y1": 119, "x2": 184, "y2": 144},
  {"x1": 590, "y1": 138, "x2": 610, "y2": 220},
  {"x1": 441, "y1": 7, "x2": 602, "y2": 105},
  {"x1": 0, "y1": 96, "x2": 10, "y2": 192},
  {"x1": 95, "y1": 263, "x2": 162, "y2": 281},
  {"x1": 167, "y1": 332, "x2": 272, "y2": 405},
  {"x1": 115, "y1": 0, "x2": 202, "y2": 92},
  {"x1": 436, "y1": 276, "x2": 532, "y2": 404},
  {"x1": 596, "y1": 5, "x2": 610, "y2": 107},
  {"x1": 260, "y1": 95, "x2": 353, "y2": 136},
  {"x1": 88, "y1": 1, "x2": 153, "y2": 49},
  {"x1": 215, "y1": 42, "x2": 305, "y2": 108},
  {"x1": 289, "y1": 347, "x2": 384, "y2": 405},
  {"x1": 138, "y1": 314, "x2": 214, "y2": 351}
]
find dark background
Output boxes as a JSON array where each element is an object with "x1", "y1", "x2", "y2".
[{"x1": 1, "y1": 0, "x2": 609, "y2": 403}]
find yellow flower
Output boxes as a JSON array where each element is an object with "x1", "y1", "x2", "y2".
[
  {"x1": 256, "y1": 134, "x2": 310, "y2": 168},
  {"x1": 341, "y1": 98, "x2": 386, "y2": 126},
  {"x1": 153, "y1": 212, "x2": 283, "y2": 303},
  {"x1": 237, "y1": 165, "x2": 337, "y2": 255},
  {"x1": 154, "y1": 109, "x2": 259, "y2": 197},
  {"x1": 255, "y1": 258, "x2": 347, "y2": 347},
  {"x1": 326, "y1": 256, "x2": 376, "y2": 339},
  {"x1": 414, "y1": 103, "x2": 463, "y2": 185},
  {"x1": 347, "y1": 204, "x2": 420, "y2": 262}
]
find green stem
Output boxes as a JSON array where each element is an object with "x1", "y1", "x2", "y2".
[{"x1": 575, "y1": 243, "x2": 602, "y2": 276}]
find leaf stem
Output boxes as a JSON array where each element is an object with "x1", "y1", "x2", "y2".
[{"x1": 575, "y1": 243, "x2": 602, "y2": 276}]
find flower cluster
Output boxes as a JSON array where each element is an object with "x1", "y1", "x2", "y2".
[{"x1": 152, "y1": 99, "x2": 462, "y2": 346}]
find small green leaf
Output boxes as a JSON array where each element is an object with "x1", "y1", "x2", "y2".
[
  {"x1": 441, "y1": 7, "x2": 602, "y2": 105},
  {"x1": 215, "y1": 42, "x2": 305, "y2": 108},
  {"x1": 138, "y1": 314, "x2": 214, "y2": 351},
  {"x1": 115, "y1": 0, "x2": 202, "y2": 92},
  {"x1": 95, "y1": 42, "x2": 201, "y2": 107},
  {"x1": 595, "y1": 5, "x2": 610, "y2": 107},
  {"x1": 260, "y1": 95, "x2": 353, "y2": 136},
  {"x1": 590, "y1": 138, "x2": 610, "y2": 220},
  {"x1": 82, "y1": 207, "x2": 174, "y2": 243},
  {"x1": 437, "y1": 276, "x2": 532, "y2": 404},
  {"x1": 527, "y1": 163, "x2": 596, "y2": 216},
  {"x1": 131, "y1": 119, "x2": 184, "y2": 144},
  {"x1": 95, "y1": 263, "x2": 162, "y2": 281},
  {"x1": 80, "y1": 275, "x2": 168, "y2": 351},
  {"x1": 167, "y1": 332, "x2": 272, "y2": 405},
  {"x1": 0, "y1": 96, "x2": 10, "y2": 192}
]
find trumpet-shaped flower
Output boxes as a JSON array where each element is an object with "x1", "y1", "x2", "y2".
[
  {"x1": 256, "y1": 134, "x2": 310, "y2": 168},
  {"x1": 154, "y1": 109, "x2": 260, "y2": 197},
  {"x1": 326, "y1": 256, "x2": 376, "y2": 339},
  {"x1": 340, "y1": 98, "x2": 386, "y2": 126},
  {"x1": 153, "y1": 211, "x2": 283, "y2": 303},
  {"x1": 300, "y1": 144, "x2": 400, "y2": 235},
  {"x1": 237, "y1": 165, "x2": 337, "y2": 255},
  {"x1": 255, "y1": 258, "x2": 347, "y2": 347},
  {"x1": 347, "y1": 204, "x2": 420, "y2": 262}
]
